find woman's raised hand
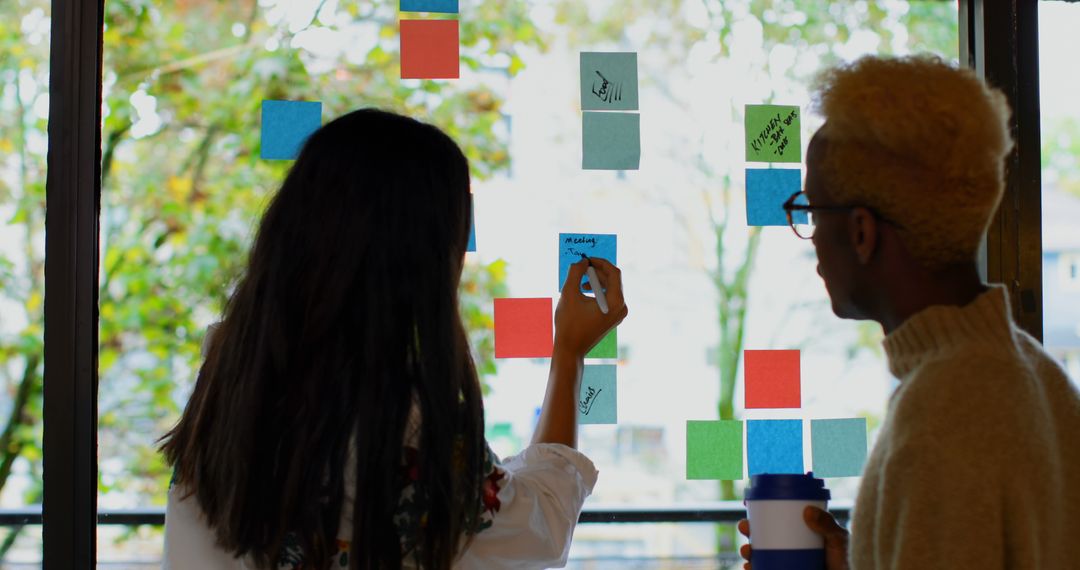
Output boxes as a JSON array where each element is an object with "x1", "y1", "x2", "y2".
[{"x1": 553, "y1": 257, "x2": 628, "y2": 359}]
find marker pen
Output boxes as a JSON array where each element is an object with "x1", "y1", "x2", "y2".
[{"x1": 581, "y1": 254, "x2": 610, "y2": 314}]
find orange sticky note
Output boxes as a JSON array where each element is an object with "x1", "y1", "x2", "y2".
[
  {"x1": 400, "y1": 19, "x2": 459, "y2": 79},
  {"x1": 744, "y1": 349, "x2": 801, "y2": 409},
  {"x1": 494, "y1": 298, "x2": 553, "y2": 358}
]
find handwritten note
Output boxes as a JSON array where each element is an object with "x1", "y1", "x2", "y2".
[
  {"x1": 745, "y1": 104, "x2": 801, "y2": 163},
  {"x1": 400, "y1": 19, "x2": 460, "y2": 79},
  {"x1": 493, "y1": 298, "x2": 552, "y2": 358},
  {"x1": 582, "y1": 112, "x2": 640, "y2": 170},
  {"x1": 578, "y1": 365, "x2": 617, "y2": 424},
  {"x1": 744, "y1": 349, "x2": 801, "y2": 409},
  {"x1": 686, "y1": 420, "x2": 743, "y2": 480},
  {"x1": 586, "y1": 328, "x2": 617, "y2": 359},
  {"x1": 260, "y1": 100, "x2": 322, "y2": 160},
  {"x1": 400, "y1": 0, "x2": 458, "y2": 13},
  {"x1": 811, "y1": 418, "x2": 868, "y2": 478},
  {"x1": 467, "y1": 196, "x2": 476, "y2": 252},
  {"x1": 558, "y1": 233, "x2": 616, "y2": 293},
  {"x1": 747, "y1": 419, "x2": 804, "y2": 476},
  {"x1": 580, "y1": 52, "x2": 639, "y2": 111},
  {"x1": 745, "y1": 168, "x2": 804, "y2": 227}
]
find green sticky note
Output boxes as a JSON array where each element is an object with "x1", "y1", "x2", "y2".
[
  {"x1": 811, "y1": 418, "x2": 868, "y2": 478},
  {"x1": 580, "y1": 52, "x2": 639, "y2": 111},
  {"x1": 582, "y1": 112, "x2": 640, "y2": 170},
  {"x1": 586, "y1": 329, "x2": 617, "y2": 359},
  {"x1": 745, "y1": 104, "x2": 800, "y2": 163},
  {"x1": 686, "y1": 420, "x2": 743, "y2": 480}
]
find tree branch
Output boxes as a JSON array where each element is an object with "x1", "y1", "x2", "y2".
[{"x1": 0, "y1": 352, "x2": 42, "y2": 495}]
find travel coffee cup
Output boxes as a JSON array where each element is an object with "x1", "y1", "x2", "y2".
[{"x1": 744, "y1": 472, "x2": 831, "y2": 570}]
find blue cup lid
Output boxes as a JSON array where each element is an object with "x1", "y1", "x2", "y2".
[{"x1": 744, "y1": 472, "x2": 831, "y2": 501}]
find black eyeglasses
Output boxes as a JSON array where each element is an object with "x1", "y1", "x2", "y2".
[
  {"x1": 781, "y1": 191, "x2": 899, "y2": 240},
  {"x1": 781, "y1": 191, "x2": 854, "y2": 240}
]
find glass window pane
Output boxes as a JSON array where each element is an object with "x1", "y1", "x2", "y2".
[
  {"x1": 1040, "y1": 1, "x2": 1080, "y2": 384},
  {"x1": 0, "y1": 0, "x2": 50, "y2": 564},
  {"x1": 97, "y1": 0, "x2": 956, "y2": 565}
]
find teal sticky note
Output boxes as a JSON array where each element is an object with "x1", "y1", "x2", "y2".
[
  {"x1": 586, "y1": 328, "x2": 616, "y2": 359},
  {"x1": 578, "y1": 365, "x2": 617, "y2": 424},
  {"x1": 811, "y1": 418, "x2": 868, "y2": 478},
  {"x1": 261, "y1": 100, "x2": 322, "y2": 160},
  {"x1": 401, "y1": 0, "x2": 458, "y2": 13},
  {"x1": 747, "y1": 419, "x2": 803, "y2": 475},
  {"x1": 746, "y1": 168, "x2": 805, "y2": 226},
  {"x1": 745, "y1": 104, "x2": 801, "y2": 163},
  {"x1": 582, "y1": 112, "x2": 640, "y2": 170},
  {"x1": 580, "y1": 52, "x2": 639, "y2": 111},
  {"x1": 686, "y1": 420, "x2": 743, "y2": 480}
]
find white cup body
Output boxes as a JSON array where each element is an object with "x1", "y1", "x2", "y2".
[{"x1": 746, "y1": 499, "x2": 827, "y2": 550}]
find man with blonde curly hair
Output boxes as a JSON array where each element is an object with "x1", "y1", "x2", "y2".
[{"x1": 739, "y1": 55, "x2": 1080, "y2": 569}]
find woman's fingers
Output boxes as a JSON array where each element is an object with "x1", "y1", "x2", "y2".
[
  {"x1": 586, "y1": 257, "x2": 624, "y2": 309},
  {"x1": 560, "y1": 257, "x2": 589, "y2": 298},
  {"x1": 737, "y1": 518, "x2": 750, "y2": 538}
]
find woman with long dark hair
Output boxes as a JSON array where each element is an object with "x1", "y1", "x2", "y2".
[{"x1": 160, "y1": 109, "x2": 628, "y2": 569}]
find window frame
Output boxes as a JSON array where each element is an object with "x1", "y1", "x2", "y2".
[{"x1": 38, "y1": 1, "x2": 1042, "y2": 566}]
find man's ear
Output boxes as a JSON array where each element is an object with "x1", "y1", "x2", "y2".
[{"x1": 847, "y1": 207, "x2": 878, "y2": 265}]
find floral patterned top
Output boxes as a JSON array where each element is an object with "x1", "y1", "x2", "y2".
[
  {"x1": 165, "y1": 442, "x2": 597, "y2": 570},
  {"x1": 272, "y1": 443, "x2": 505, "y2": 569}
]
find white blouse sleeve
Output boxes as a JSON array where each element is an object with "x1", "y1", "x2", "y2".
[
  {"x1": 163, "y1": 484, "x2": 251, "y2": 569},
  {"x1": 455, "y1": 443, "x2": 599, "y2": 570}
]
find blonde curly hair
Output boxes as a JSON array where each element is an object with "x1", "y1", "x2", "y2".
[{"x1": 812, "y1": 55, "x2": 1013, "y2": 269}]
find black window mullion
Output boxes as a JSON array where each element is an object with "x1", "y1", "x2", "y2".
[
  {"x1": 961, "y1": 0, "x2": 1043, "y2": 341},
  {"x1": 42, "y1": 0, "x2": 106, "y2": 567}
]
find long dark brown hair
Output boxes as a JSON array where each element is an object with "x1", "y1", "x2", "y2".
[{"x1": 160, "y1": 108, "x2": 485, "y2": 569}]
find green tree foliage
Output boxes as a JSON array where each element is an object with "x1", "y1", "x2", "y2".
[{"x1": 0, "y1": 0, "x2": 536, "y2": 549}]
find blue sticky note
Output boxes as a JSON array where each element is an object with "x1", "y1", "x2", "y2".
[
  {"x1": 261, "y1": 100, "x2": 322, "y2": 160},
  {"x1": 558, "y1": 233, "x2": 616, "y2": 292},
  {"x1": 467, "y1": 196, "x2": 476, "y2": 252},
  {"x1": 580, "y1": 52, "x2": 639, "y2": 111},
  {"x1": 578, "y1": 365, "x2": 617, "y2": 424},
  {"x1": 811, "y1": 418, "x2": 868, "y2": 478},
  {"x1": 582, "y1": 112, "x2": 640, "y2": 170},
  {"x1": 745, "y1": 168, "x2": 805, "y2": 226},
  {"x1": 747, "y1": 419, "x2": 803, "y2": 475},
  {"x1": 401, "y1": 0, "x2": 458, "y2": 13}
]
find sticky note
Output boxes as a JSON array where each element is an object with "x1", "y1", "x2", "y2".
[
  {"x1": 400, "y1": 20, "x2": 459, "y2": 79},
  {"x1": 747, "y1": 419, "x2": 803, "y2": 476},
  {"x1": 558, "y1": 233, "x2": 616, "y2": 293},
  {"x1": 686, "y1": 420, "x2": 743, "y2": 480},
  {"x1": 578, "y1": 365, "x2": 617, "y2": 424},
  {"x1": 744, "y1": 349, "x2": 801, "y2": 409},
  {"x1": 494, "y1": 298, "x2": 552, "y2": 358},
  {"x1": 580, "y1": 52, "x2": 639, "y2": 111},
  {"x1": 811, "y1": 418, "x2": 868, "y2": 478},
  {"x1": 586, "y1": 328, "x2": 617, "y2": 359},
  {"x1": 467, "y1": 196, "x2": 476, "y2": 252},
  {"x1": 582, "y1": 112, "x2": 640, "y2": 170},
  {"x1": 746, "y1": 168, "x2": 805, "y2": 226},
  {"x1": 401, "y1": 0, "x2": 458, "y2": 13},
  {"x1": 745, "y1": 104, "x2": 801, "y2": 163},
  {"x1": 260, "y1": 100, "x2": 321, "y2": 160}
]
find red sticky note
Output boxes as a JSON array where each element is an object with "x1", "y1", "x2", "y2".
[
  {"x1": 400, "y1": 19, "x2": 459, "y2": 79},
  {"x1": 494, "y1": 298, "x2": 553, "y2": 358},
  {"x1": 744, "y1": 349, "x2": 801, "y2": 409}
]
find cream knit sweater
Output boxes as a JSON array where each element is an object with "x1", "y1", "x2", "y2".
[{"x1": 850, "y1": 285, "x2": 1080, "y2": 569}]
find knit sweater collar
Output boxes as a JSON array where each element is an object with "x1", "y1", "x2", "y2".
[{"x1": 882, "y1": 284, "x2": 1014, "y2": 379}]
